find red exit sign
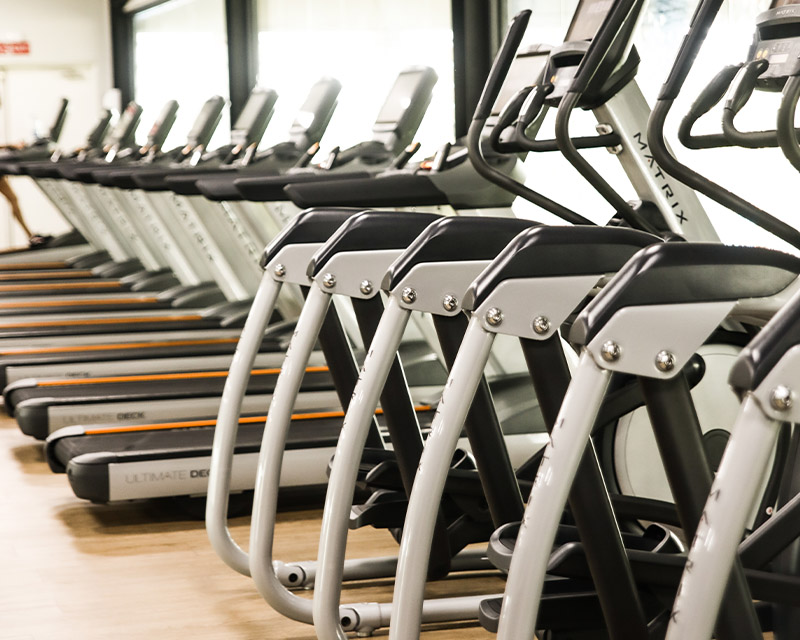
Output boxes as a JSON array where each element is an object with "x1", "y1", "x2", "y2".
[{"x1": 0, "y1": 41, "x2": 30, "y2": 55}]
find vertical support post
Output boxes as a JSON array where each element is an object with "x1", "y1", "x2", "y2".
[
  {"x1": 433, "y1": 313, "x2": 524, "y2": 525},
  {"x1": 639, "y1": 374, "x2": 762, "y2": 640},
  {"x1": 109, "y1": 0, "x2": 135, "y2": 106},
  {"x1": 520, "y1": 336, "x2": 648, "y2": 640},
  {"x1": 225, "y1": 0, "x2": 259, "y2": 123}
]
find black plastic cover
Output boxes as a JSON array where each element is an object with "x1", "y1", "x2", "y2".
[
  {"x1": 234, "y1": 170, "x2": 371, "y2": 201},
  {"x1": 385, "y1": 216, "x2": 538, "y2": 291},
  {"x1": 260, "y1": 207, "x2": 364, "y2": 267},
  {"x1": 463, "y1": 226, "x2": 660, "y2": 311},
  {"x1": 284, "y1": 173, "x2": 450, "y2": 209},
  {"x1": 58, "y1": 161, "x2": 104, "y2": 181},
  {"x1": 729, "y1": 291, "x2": 800, "y2": 392},
  {"x1": 307, "y1": 210, "x2": 441, "y2": 277},
  {"x1": 571, "y1": 243, "x2": 800, "y2": 346}
]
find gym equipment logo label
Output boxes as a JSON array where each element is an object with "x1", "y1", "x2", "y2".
[
  {"x1": 125, "y1": 467, "x2": 210, "y2": 483},
  {"x1": 633, "y1": 132, "x2": 688, "y2": 225}
]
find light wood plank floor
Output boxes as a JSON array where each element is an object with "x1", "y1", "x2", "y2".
[
  {"x1": 0, "y1": 413, "x2": 776, "y2": 639},
  {"x1": 0, "y1": 414, "x2": 505, "y2": 639}
]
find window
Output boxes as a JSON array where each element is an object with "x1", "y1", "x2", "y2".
[
  {"x1": 256, "y1": 0, "x2": 454, "y2": 156},
  {"x1": 133, "y1": 0, "x2": 229, "y2": 152}
]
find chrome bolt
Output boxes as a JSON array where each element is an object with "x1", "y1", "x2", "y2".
[
  {"x1": 273, "y1": 263, "x2": 286, "y2": 278},
  {"x1": 401, "y1": 287, "x2": 417, "y2": 304},
  {"x1": 321, "y1": 273, "x2": 336, "y2": 289},
  {"x1": 770, "y1": 385, "x2": 794, "y2": 412},
  {"x1": 442, "y1": 294, "x2": 458, "y2": 312},
  {"x1": 532, "y1": 316, "x2": 550, "y2": 335},
  {"x1": 607, "y1": 144, "x2": 623, "y2": 155},
  {"x1": 359, "y1": 280, "x2": 373, "y2": 295},
  {"x1": 600, "y1": 341, "x2": 621, "y2": 362},
  {"x1": 485, "y1": 307, "x2": 504, "y2": 326},
  {"x1": 655, "y1": 350, "x2": 676, "y2": 372}
]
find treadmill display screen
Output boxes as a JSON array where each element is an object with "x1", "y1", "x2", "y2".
[
  {"x1": 375, "y1": 70, "x2": 425, "y2": 124},
  {"x1": 491, "y1": 52, "x2": 549, "y2": 116},
  {"x1": 566, "y1": 0, "x2": 614, "y2": 42},
  {"x1": 293, "y1": 81, "x2": 333, "y2": 131},
  {"x1": 233, "y1": 91, "x2": 272, "y2": 134},
  {"x1": 108, "y1": 103, "x2": 140, "y2": 142},
  {"x1": 186, "y1": 96, "x2": 224, "y2": 143}
]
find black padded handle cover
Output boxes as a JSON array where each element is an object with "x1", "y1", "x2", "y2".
[
  {"x1": 260, "y1": 208, "x2": 366, "y2": 267},
  {"x1": 385, "y1": 216, "x2": 538, "y2": 291},
  {"x1": 234, "y1": 170, "x2": 371, "y2": 202},
  {"x1": 462, "y1": 226, "x2": 660, "y2": 311},
  {"x1": 729, "y1": 291, "x2": 800, "y2": 393},
  {"x1": 308, "y1": 210, "x2": 441, "y2": 277},
  {"x1": 285, "y1": 173, "x2": 450, "y2": 209},
  {"x1": 571, "y1": 242, "x2": 800, "y2": 346}
]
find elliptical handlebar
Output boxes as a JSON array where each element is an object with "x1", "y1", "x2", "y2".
[
  {"x1": 777, "y1": 74, "x2": 800, "y2": 171},
  {"x1": 554, "y1": 0, "x2": 660, "y2": 234},
  {"x1": 466, "y1": 12, "x2": 593, "y2": 225},
  {"x1": 648, "y1": 0, "x2": 800, "y2": 252},
  {"x1": 472, "y1": 10, "x2": 532, "y2": 122},
  {"x1": 677, "y1": 64, "x2": 741, "y2": 149}
]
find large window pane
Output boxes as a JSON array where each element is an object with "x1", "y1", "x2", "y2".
[
  {"x1": 133, "y1": 0, "x2": 229, "y2": 152},
  {"x1": 257, "y1": 0, "x2": 454, "y2": 156}
]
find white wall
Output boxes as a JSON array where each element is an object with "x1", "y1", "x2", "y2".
[{"x1": 0, "y1": 0, "x2": 113, "y2": 247}]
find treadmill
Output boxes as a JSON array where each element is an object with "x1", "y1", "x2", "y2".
[
  {"x1": 0, "y1": 97, "x2": 231, "y2": 315},
  {"x1": 0, "y1": 109, "x2": 114, "y2": 268},
  {"x1": 0, "y1": 71, "x2": 440, "y2": 366},
  {"x1": 0, "y1": 83, "x2": 345, "y2": 388},
  {"x1": 41, "y1": 53, "x2": 546, "y2": 505}
]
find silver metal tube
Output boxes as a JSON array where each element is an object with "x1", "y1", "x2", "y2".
[
  {"x1": 497, "y1": 351, "x2": 611, "y2": 640},
  {"x1": 314, "y1": 297, "x2": 411, "y2": 640},
  {"x1": 206, "y1": 273, "x2": 282, "y2": 576},
  {"x1": 666, "y1": 396, "x2": 780, "y2": 640},
  {"x1": 389, "y1": 316, "x2": 495, "y2": 640},
  {"x1": 249, "y1": 284, "x2": 332, "y2": 622}
]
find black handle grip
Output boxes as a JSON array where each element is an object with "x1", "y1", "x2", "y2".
[
  {"x1": 658, "y1": 0, "x2": 725, "y2": 101},
  {"x1": 677, "y1": 64, "x2": 740, "y2": 149},
  {"x1": 489, "y1": 86, "x2": 533, "y2": 154},
  {"x1": 778, "y1": 75, "x2": 800, "y2": 172},
  {"x1": 473, "y1": 10, "x2": 531, "y2": 121},
  {"x1": 725, "y1": 60, "x2": 769, "y2": 115}
]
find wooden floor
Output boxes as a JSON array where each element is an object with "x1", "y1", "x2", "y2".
[
  {"x1": 0, "y1": 412, "x2": 776, "y2": 640},
  {"x1": 0, "y1": 413, "x2": 504, "y2": 639}
]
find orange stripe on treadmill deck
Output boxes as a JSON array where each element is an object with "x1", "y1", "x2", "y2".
[
  {"x1": 0, "y1": 297, "x2": 160, "y2": 309},
  {"x1": 36, "y1": 365, "x2": 329, "y2": 387},
  {"x1": 0, "y1": 314, "x2": 203, "y2": 329},
  {"x1": 0, "y1": 337, "x2": 240, "y2": 356},
  {"x1": 0, "y1": 261, "x2": 68, "y2": 270},
  {"x1": 0, "y1": 282, "x2": 123, "y2": 292},
  {"x1": 0, "y1": 270, "x2": 94, "y2": 280},
  {"x1": 82, "y1": 405, "x2": 433, "y2": 435}
]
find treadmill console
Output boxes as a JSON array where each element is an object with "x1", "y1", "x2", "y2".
[
  {"x1": 86, "y1": 110, "x2": 113, "y2": 149},
  {"x1": 230, "y1": 88, "x2": 278, "y2": 150},
  {"x1": 371, "y1": 66, "x2": 438, "y2": 154},
  {"x1": 751, "y1": 0, "x2": 800, "y2": 88},
  {"x1": 144, "y1": 99, "x2": 179, "y2": 152},
  {"x1": 45, "y1": 98, "x2": 68, "y2": 145},
  {"x1": 288, "y1": 77, "x2": 342, "y2": 150},
  {"x1": 184, "y1": 95, "x2": 225, "y2": 151},
  {"x1": 104, "y1": 102, "x2": 143, "y2": 156}
]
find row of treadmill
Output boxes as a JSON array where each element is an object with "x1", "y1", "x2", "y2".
[{"x1": 4, "y1": 0, "x2": 800, "y2": 638}]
